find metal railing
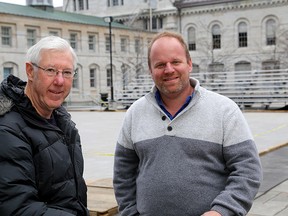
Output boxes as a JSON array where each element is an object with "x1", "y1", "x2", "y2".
[{"x1": 115, "y1": 69, "x2": 288, "y2": 109}]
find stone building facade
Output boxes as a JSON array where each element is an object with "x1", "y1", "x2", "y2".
[
  {"x1": 64, "y1": 0, "x2": 288, "y2": 74},
  {"x1": 0, "y1": 1, "x2": 156, "y2": 105}
]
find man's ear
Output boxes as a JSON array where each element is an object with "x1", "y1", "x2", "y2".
[{"x1": 26, "y1": 62, "x2": 34, "y2": 81}]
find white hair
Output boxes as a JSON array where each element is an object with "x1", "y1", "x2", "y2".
[{"x1": 26, "y1": 36, "x2": 78, "y2": 69}]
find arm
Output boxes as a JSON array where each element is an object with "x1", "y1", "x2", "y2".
[
  {"x1": 113, "y1": 110, "x2": 140, "y2": 216},
  {"x1": 113, "y1": 143, "x2": 139, "y2": 216},
  {"x1": 0, "y1": 127, "x2": 76, "y2": 216},
  {"x1": 209, "y1": 108, "x2": 262, "y2": 216}
]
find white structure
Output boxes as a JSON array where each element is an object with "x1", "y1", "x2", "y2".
[
  {"x1": 2, "y1": 0, "x2": 288, "y2": 108},
  {"x1": 64, "y1": 0, "x2": 288, "y2": 72},
  {"x1": 0, "y1": 2, "x2": 156, "y2": 106},
  {"x1": 62, "y1": 0, "x2": 288, "y2": 109}
]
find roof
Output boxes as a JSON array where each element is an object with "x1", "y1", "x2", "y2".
[
  {"x1": 0, "y1": 2, "x2": 131, "y2": 30},
  {"x1": 173, "y1": 0, "x2": 241, "y2": 8}
]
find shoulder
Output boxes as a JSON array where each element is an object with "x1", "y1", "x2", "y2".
[
  {"x1": 197, "y1": 86, "x2": 239, "y2": 109},
  {"x1": 0, "y1": 94, "x2": 14, "y2": 116}
]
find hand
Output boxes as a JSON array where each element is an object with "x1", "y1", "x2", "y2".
[{"x1": 201, "y1": 211, "x2": 222, "y2": 216}]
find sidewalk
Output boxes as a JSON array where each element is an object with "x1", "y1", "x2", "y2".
[
  {"x1": 247, "y1": 145, "x2": 288, "y2": 216},
  {"x1": 69, "y1": 110, "x2": 288, "y2": 215}
]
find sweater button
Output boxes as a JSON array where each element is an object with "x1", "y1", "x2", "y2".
[
  {"x1": 162, "y1": 116, "x2": 166, "y2": 121},
  {"x1": 167, "y1": 126, "x2": 172, "y2": 131}
]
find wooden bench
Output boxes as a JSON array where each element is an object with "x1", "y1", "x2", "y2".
[{"x1": 87, "y1": 178, "x2": 118, "y2": 216}]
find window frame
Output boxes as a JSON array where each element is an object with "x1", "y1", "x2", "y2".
[{"x1": 1, "y1": 26, "x2": 12, "y2": 46}]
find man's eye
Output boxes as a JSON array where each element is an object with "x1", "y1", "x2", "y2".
[
  {"x1": 46, "y1": 68, "x2": 56, "y2": 73},
  {"x1": 63, "y1": 71, "x2": 72, "y2": 75},
  {"x1": 155, "y1": 64, "x2": 165, "y2": 68}
]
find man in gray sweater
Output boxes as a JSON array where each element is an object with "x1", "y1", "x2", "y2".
[{"x1": 113, "y1": 31, "x2": 262, "y2": 216}]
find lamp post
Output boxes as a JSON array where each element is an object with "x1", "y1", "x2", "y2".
[{"x1": 104, "y1": 16, "x2": 114, "y2": 102}]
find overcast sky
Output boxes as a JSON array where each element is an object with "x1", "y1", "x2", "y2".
[{"x1": 0, "y1": 0, "x2": 63, "y2": 7}]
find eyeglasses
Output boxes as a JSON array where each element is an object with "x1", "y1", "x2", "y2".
[{"x1": 31, "y1": 62, "x2": 77, "y2": 78}]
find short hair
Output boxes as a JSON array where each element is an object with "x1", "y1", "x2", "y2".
[
  {"x1": 147, "y1": 31, "x2": 191, "y2": 70},
  {"x1": 26, "y1": 36, "x2": 78, "y2": 69}
]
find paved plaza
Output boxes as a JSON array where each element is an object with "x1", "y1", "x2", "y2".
[
  {"x1": 70, "y1": 110, "x2": 288, "y2": 180},
  {"x1": 69, "y1": 110, "x2": 288, "y2": 215}
]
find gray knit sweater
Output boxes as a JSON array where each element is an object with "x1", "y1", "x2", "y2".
[{"x1": 113, "y1": 78, "x2": 262, "y2": 216}]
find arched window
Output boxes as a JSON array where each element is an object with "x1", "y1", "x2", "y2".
[
  {"x1": 262, "y1": 60, "x2": 280, "y2": 70},
  {"x1": 208, "y1": 62, "x2": 225, "y2": 82},
  {"x1": 187, "y1": 27, "x2": 196, "y2": 51},
  {"x1": 192, "y1": 63, "x2": 199, "y2": 74},
  {"x1": 208, "y1": 62, "x2": 224, "y2": 72},
  {"x1": 266, "y1": 19, "x2": 276, "y2": 45},
  {"x1": 235, "y1": 61, "x2": 251, "y2": 72},
  {"x1": 89, "y1": 65, "x2": 99, "y2": 88},
  {"x1": 2, "y1": 62, "x2": 17, "y2": 79},
  {"x1": 72, "y1": 64, "x2": 80, "y2": 89},
  {"x1": 238, "y1": 22, "x2": 248, "y2": 47},
  {"x1": 121, "y1": 63, "x2": 130, "y2": 90},
  {"x1": 212, "y1": 24, "x2": 221, "y2": 49},
  {"x1": 106, "y1": 67, "x2": 112, "y2": 87}
]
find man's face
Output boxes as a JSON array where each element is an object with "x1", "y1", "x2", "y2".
[
  {"x1": 26, "y1": 50, "x2": 74, "y2": 118},
  {"x1": 149, "y1": 37, "x2": 192, "y2": 98}
]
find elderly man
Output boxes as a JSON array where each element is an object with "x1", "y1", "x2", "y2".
[{"x1": 0, "y1": 36, "x2": 89, "y2": 216}]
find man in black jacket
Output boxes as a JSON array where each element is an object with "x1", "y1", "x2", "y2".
[{"x1": 0, "y1": 36, "x2": 89, "y2": 216}]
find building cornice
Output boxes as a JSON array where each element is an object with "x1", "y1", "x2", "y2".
[
  {"x1": 114, "y1": 0, "x2": 288, "y2": 23},
  {"x1": 179, "y1": 0, "x2": 288, "y2": 15},
  {"x1": 114, "y1": 8, "x2": 177, "y2": 22},
  {"x1": 173, "y1": 0, "x2": 240, "y2": 9}
]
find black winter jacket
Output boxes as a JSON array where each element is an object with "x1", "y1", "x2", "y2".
[{"x1": 0, "y1": 75, "x2": 89, "y2": 216}]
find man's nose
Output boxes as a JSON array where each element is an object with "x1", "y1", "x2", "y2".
[
  {"x1": 164, "y1": 62, "x2": 174, "y2": 72},
  {"x1": 54, "y1": 72, "x2": 65, "y2": 84}
]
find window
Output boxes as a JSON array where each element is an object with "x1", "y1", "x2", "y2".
[
  {"x1": 266, "y1": 19, "x2": 276, "y2": 45},
  {"x1": 79, "y1": 0, "x2": 84, "y2": 10},
  {"x1": 212, "y1": 24, "x2": 221, "y2": 49},
  {"x1": 152, "y1": 17, "x2": 157, "y2": 30},
  {"x1": 235, "y1": 61, "x2": 251, "y2": 90},
  {"x1": 188, "y1": 27, "x2": 196, "y2": 51},
  {"x1": 208, "y1": 62, "x2": 225, "y2": 81},
  {"x1": 107, "y1": 0, "x2": 110, "y2": 7},
  {"x1": 146, "y1": 17, "x2": 163, "y2": 30},
  {"x1": 120, "y1": 37, "x2": 128, "y2": 52},
  {"x1": 70, "y1": 33, "x2": 77, "y2": 50},
  {"x1": 90, "y1": 68, "x2": 96, "y2": 87},
  {"x1": 192, "y1": 64, "x2": 200, "y2": 74},
  {"x1": 105, "y1": 36, "x2": 110, "y2": 52},
  {"x1": 1, "y1": 26, "x2": 12, "y2": 46},
  {"x1": 27, "y1": 29, "x2": 36, "y2": 47},
  {"x1": 112, "y1": 0, "x2": 119, "y2": 6},
  {"x1": 238, "y1": 22, "x2": 247, "y2": 47},
  {"x1": 49, "y1": 31, "x2": 59, "y2": 36},
  {"x1": 88, "y1": 35, "x2": 95, "y2": 51},
  {"x1": 73, "y1": 74, "x2": 79, "y2": 89},
  {"x1": 73, "y1": 0, "x2": 76, "y2": 11},
  {"x1": 121, "y1": 63, "x2": 129, "y2": 90},
  {"x1": 235, "y1": 61, "x2": 251, "y2": 71},
  {"x1": 86, "y1": 0, "x2": 89, "y2": 9},
  {"x1": 208, "y1": 62, "x2": 224, "y2": 72},
  {"x1": 135, "y1": 63, "x2": 143, "y2": 78},
  {"x1": 135, "y1": 38, "x2": 141, "y2": 54},
  {"x1": 3, "y1": 67, "x2": 13, "y2": 79},
  {"x1": 158, "y1": 18, "x2": 163, "y2": 29},
  {"x1": 262, "y1": 60, "x2": 280, "y2": 70},
  {"x1": 107, "y1": 68, "x2": 111, "y2": 87}
]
